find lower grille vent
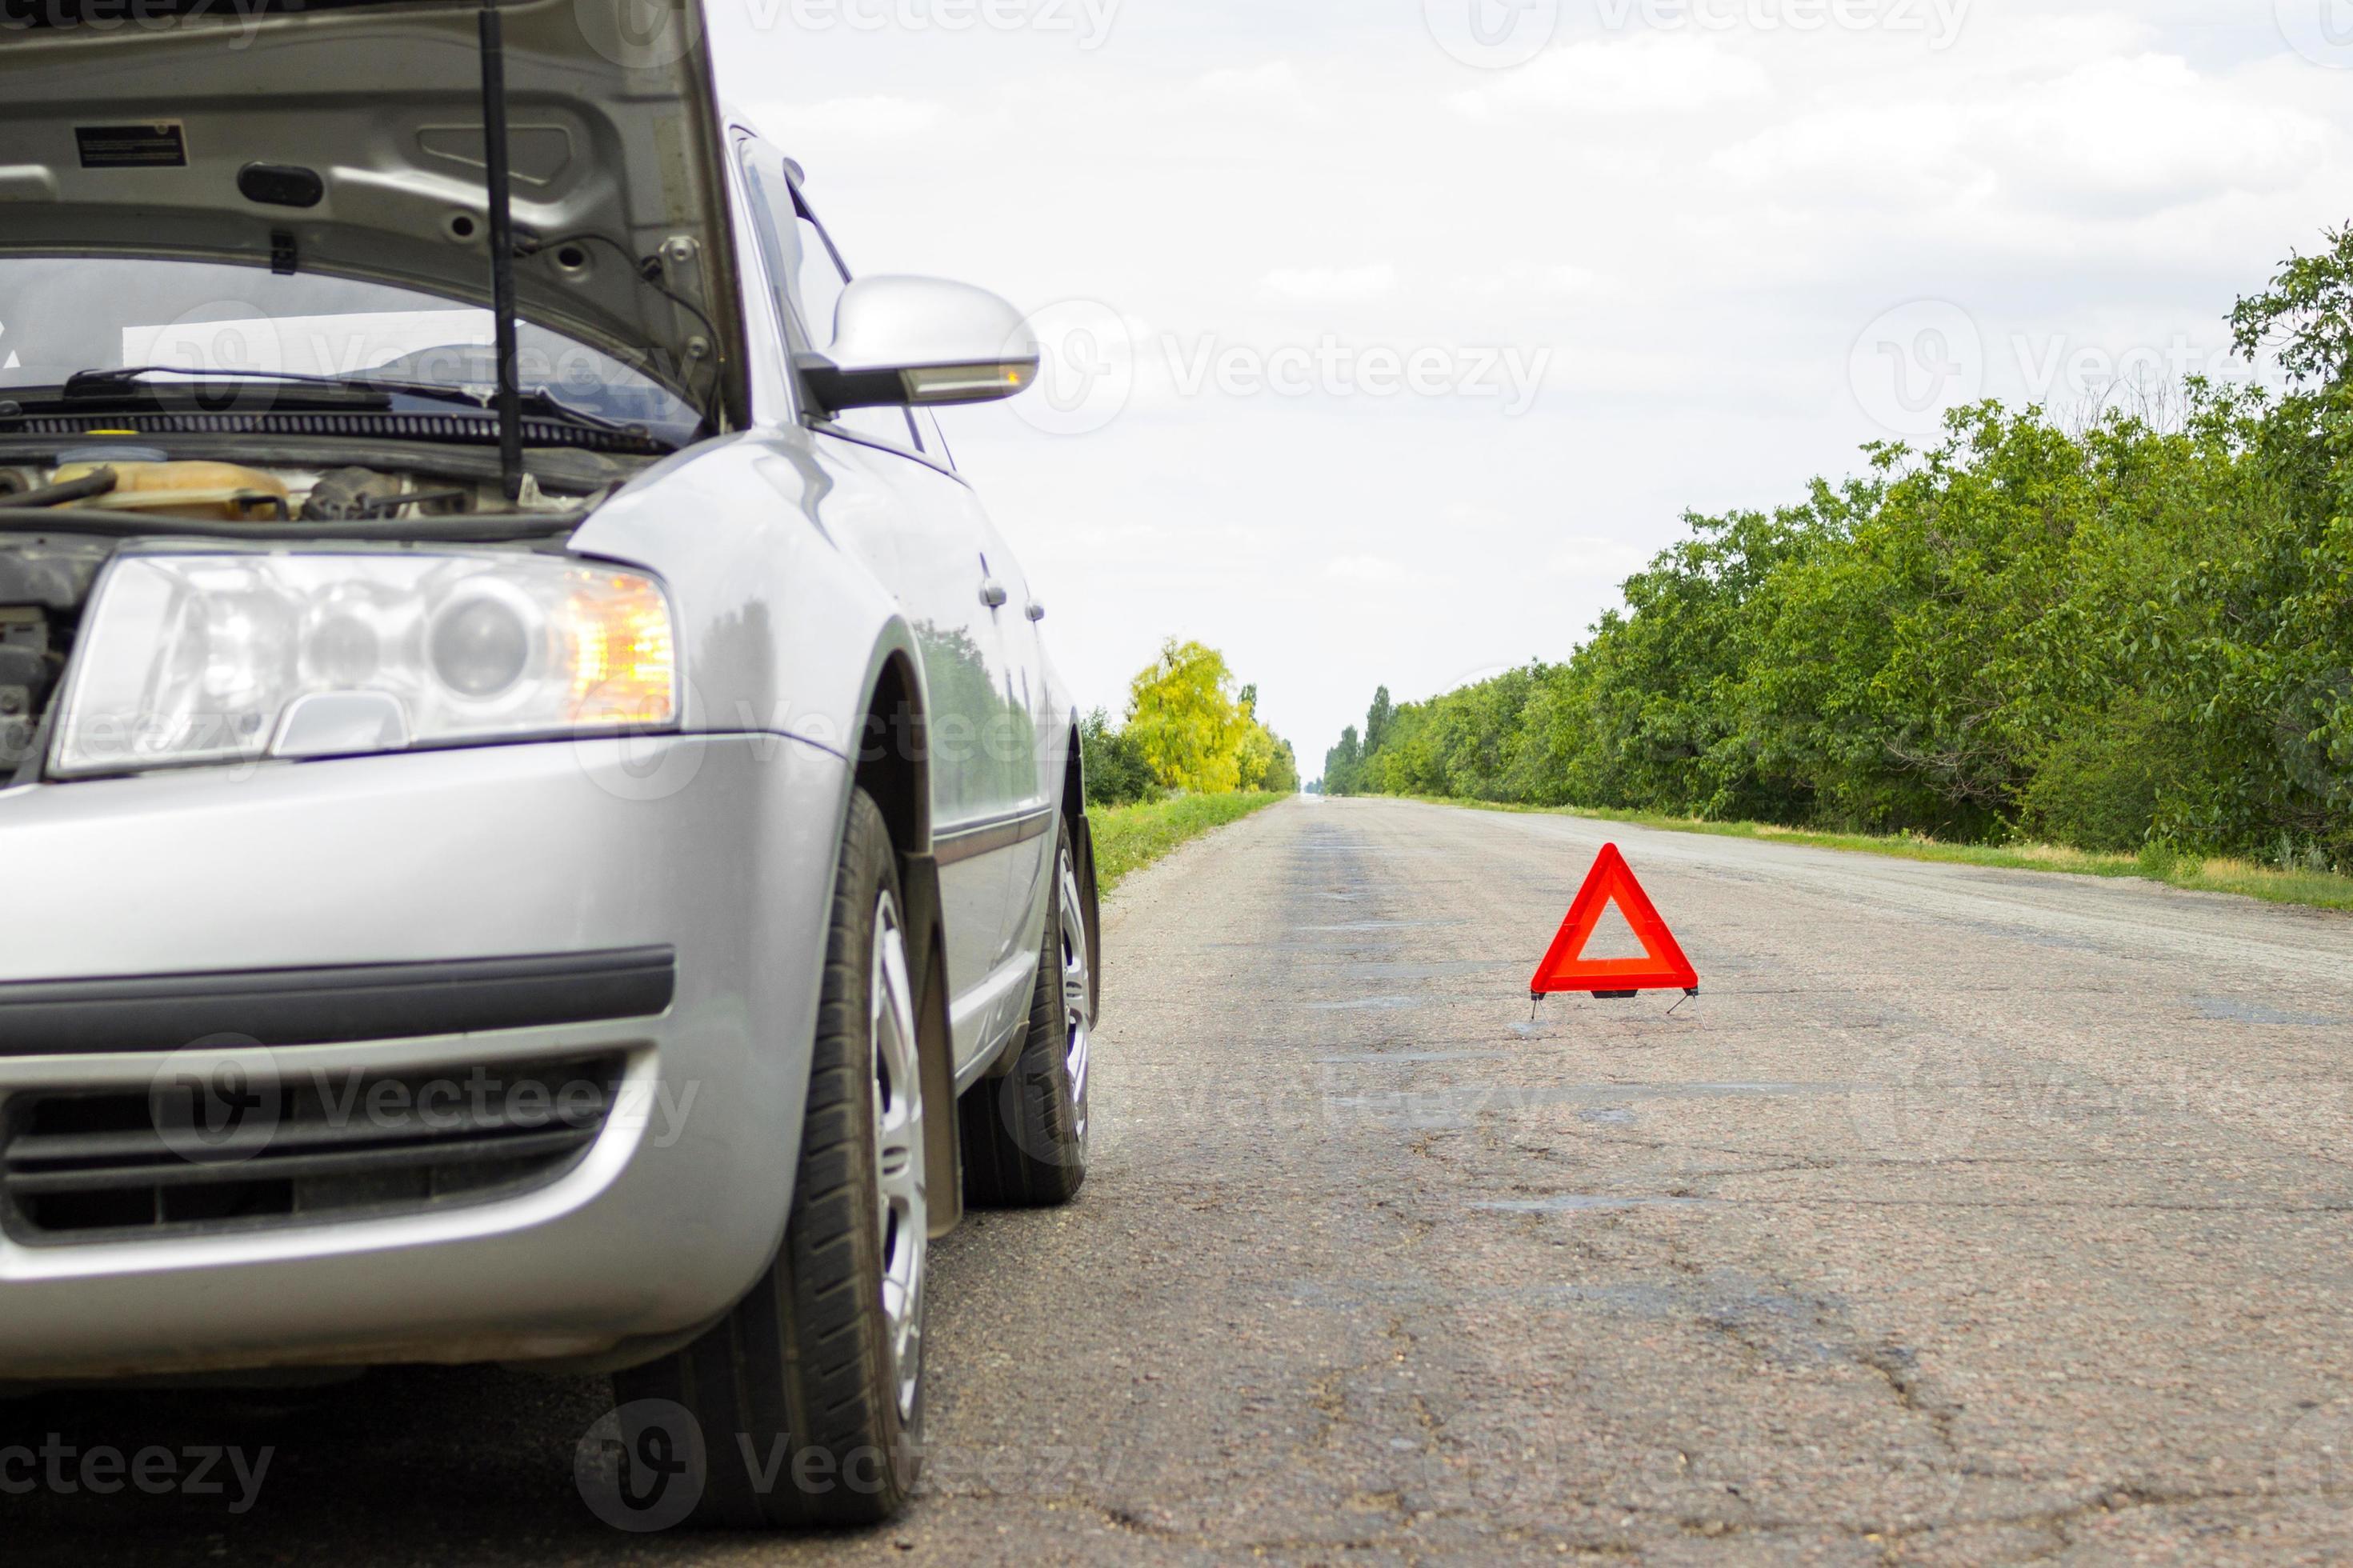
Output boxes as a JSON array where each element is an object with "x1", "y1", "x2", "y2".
[{"x1": 0, "y1": 1054, "x2": 624, "y2": 1243}]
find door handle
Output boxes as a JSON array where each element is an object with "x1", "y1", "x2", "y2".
[
  {"x1": 1025, "y1": 600, "x2": 1046, "y2": 622},
  {"x1": 978, "y1": 578, "x2": 1008, "y2": 610}
]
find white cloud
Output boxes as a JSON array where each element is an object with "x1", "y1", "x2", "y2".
[
  {"x1": 1451, "y1": 34, "x2": 1772, "y2": 120},
  {"x1": 1257, "y1": 265, "x2": 1399, "y2": 303},
  {"x1": 1193, "y1": 62, "x2": 1317, "y2": 117},
  {"x1": 757, "y1": 95, "x2": 945, "y2": 145},
  {"x1": 1546, "y1": 538, "x2": 1652, "y2": 581},
  {"x1": 1325, "y1": 555, "x2": 1415, "y2": 586},
  {"x1": 1991, "y1": 54, "x2": 2335, "y2": 211},
  {"x1": 1452, "y1": 263, "x2": 1600, "y2": 299}
]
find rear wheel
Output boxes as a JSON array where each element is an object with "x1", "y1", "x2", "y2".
[
  {"x1": 959, "y1": 820, "x2": 1092, "y2": 1206},
  {"x1": 610, "y1": 788, "x2": 926, "y2": 1529}
]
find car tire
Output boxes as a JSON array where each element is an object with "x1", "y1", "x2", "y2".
[
  {"x1": 958, "y1": 815, "x2": 1092, "y2": 1207},
  {"x1": 610, "y1": 786, "x2": 926, "y2": 1529}
]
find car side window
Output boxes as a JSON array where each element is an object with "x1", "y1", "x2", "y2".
[
  {"x1": 737, "y1": 141, "x2": 922, "y2": 451},
  {"x1": 912, "y1": 408, "x2": 954, "y2": 468},
  {"x1": 787, "y1": 197, "x2": 847, "y2": 358},
  {"x1": 735, "y1": 144, "x2": 807, "y2": 352}
]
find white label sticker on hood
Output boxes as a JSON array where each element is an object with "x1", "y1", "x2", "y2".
[{"x1": 75, "y1": 122, "x2": 187, "y2": 170}]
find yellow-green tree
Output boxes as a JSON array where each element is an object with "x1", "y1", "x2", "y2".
[
  {"x1": 1127, "y1": 639, "x2": 1244, "y2": 793},
  {"x1": 1121, "y1": 640, "x2": 1300, "y2": 797}
]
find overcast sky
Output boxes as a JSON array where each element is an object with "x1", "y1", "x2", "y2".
[{"x1": 704, "y1": 0, "x2": 2353, "y2": 778}]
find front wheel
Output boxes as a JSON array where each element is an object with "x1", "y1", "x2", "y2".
[
  {"x1": 959, "y1": 818, "x2": 1093, "y2": 1206},
  {"x1": 609, "y1": 787, "x2": 926, "y2": 1529}
]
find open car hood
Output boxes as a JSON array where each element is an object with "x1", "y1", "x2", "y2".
[{"x1": 0, "y1": 0, "x2": 746, "y2": 428}]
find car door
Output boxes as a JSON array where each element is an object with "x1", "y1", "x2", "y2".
[
  {"x1": 735, "y1": 139, "x2": 1050, "y2": 1073},
  {"x1": 950, "y1": 451, "x2": 1058, "y2": 933}
]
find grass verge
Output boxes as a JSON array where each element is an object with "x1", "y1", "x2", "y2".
[
  {"x1": 1092, "y1": 792, "x2": 1288, "y2": 895},
  {"x1": 1396, "y1": 795, "x2": 2353, "y2": 914}
]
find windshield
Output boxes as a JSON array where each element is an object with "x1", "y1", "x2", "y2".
[{"x1": 0, "y1": 257, "x2": 702, "y2": 446}]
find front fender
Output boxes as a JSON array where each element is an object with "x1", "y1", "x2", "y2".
[{"x1": 566, "y1": 428, "x2": 929, "y2": 774}]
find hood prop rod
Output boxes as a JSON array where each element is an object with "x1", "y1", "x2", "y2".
[{"x1": 478, "y1": 0, "x2": 525, "y2": 502}]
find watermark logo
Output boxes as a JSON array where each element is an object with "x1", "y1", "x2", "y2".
[
  {"x1": 576, "y1": 0, "x2": 703, "y2": 69},
  {"x1": 575, "y1": 1400, "x2": 709, "y2": 1533},
  {"x1": 2269, "y1": 1398, "x2": 2353, "y2": 1494},
  {"x1": 574, "y1": 693, "x2": 710, "y2": 803},
  {"x1": 2276, "y1": 669, "x2": 2353, "y2": 811},
  {"x1": 2277, "y1": 0, "x2": 2353, "y2": 68},
  {"x1": 150, "y1": 1038, "x2": 283, "y2": 1170},
  {"x1": 1850, "y1": 299, "x2": 1986, "y2": 438},
  {"x1": 1010, "y1": 298, "x2": 1136, "y2": 437},
  {"x1": 1847, "y1": 1038, "x2": 1984, "y2": 1161},
  {"x1": 1425, "y1": 0, "x2": 1561, "y2": 69}
]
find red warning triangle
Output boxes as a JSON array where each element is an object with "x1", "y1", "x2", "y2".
[{"x1": 1531, "y1": 843, "x2": 1699, "y2": 998}]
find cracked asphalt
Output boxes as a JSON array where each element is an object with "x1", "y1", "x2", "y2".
[{"x1": 14, "y1": 794, "x2": 2353, "y2": 1564}]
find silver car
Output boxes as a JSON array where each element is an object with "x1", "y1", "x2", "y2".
[{"x1": 0, "y1": 0, "x2": 1097, "y2": 1530}]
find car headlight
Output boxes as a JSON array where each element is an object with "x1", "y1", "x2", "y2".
[{"x1": 51, "y1": 551, "x2": 678, "y2": 777}]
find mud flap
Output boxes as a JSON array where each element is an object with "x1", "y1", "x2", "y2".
[
  {"x1": 1070, "y1": 810, "x2": 1102, "y2": 1026},
  {"x1": 898, "y1": 849, "x2": 963, "y2": 1239}
]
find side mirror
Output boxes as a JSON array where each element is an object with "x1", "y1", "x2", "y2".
[{"x1": 798, "y1": 276, "x2": 1040, "y2": 414}]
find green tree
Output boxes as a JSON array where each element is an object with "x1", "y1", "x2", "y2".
[
  {"x1": 1080, "y1": 707, "x2": 1159, "y2": 807},
  {"x1": 1319, "y1": 222, "x2": 2353, "y2": 870},
  {"x1": 1128, "y1": 639, "x2": 1246, "y2": 793},
  {"x1": 1323, "y1": 726, "x2": 1363, "y2": 795},
  {"x1": 1121, "y1": 639, "x2": 1302, "y2": 798}
]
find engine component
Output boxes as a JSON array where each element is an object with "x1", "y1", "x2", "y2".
[
  {"x1": 0, "y1": 535, "x2": 129, "y2": 774},
  {"x1": 0, "y1": 607, "x2": 51, "y2": 770},
  {"x1": 8, "y1": 467, "x2": 121, "y2": 508},
  {"x1": 300, "y1": 466, "x2": 410, "y2": 522},
  {"x1": 46, "y1": 460, "x2": 290, "y2": 522}
]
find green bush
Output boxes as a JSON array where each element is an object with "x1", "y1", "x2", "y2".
[
  {"x1": 2018, "y1": 703, "x2": 2173, "y2": 854},
  {"x1": 1323, "y1": 222, "x2": 2353, "y2": 867},
  {"x1": 1081, "y1": 708, "x2": 1160, "y2": 808}
]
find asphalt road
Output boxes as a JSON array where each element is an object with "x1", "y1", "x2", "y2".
[{"x1": 15, "y1": 794, "x2": 2353, "y2": 1565}]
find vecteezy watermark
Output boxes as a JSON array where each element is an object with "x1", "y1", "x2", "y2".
[
  {"x1": 0, "y1": 1438, "x2": 274, "y2": 1514},
  {"x1": 1160, "y1": 335, "x2": 1552, "y2": 417},
  {"x1": 1010, "y1": 306, "x2": 1553, "y2": 435},
  {"x1": 1595, "y1": 0, "x2": 1969, "y2": 48},
  {"x1": 2007, "y1": 332, "x2": 2255, "y2": 412},
  {"x1": 575, "y1": 1401, "x2": 1126, "y2": 1532},
  {"x1": 1847, "y1": 1038, "x2": 1986, "y2": 1161},
  {"x1": 150, "y1": 1036, "x2": 285, "y2": 1170},
  {"x1": 1424, "y1": 0, "x2": 1562, "y2": 70},
  {"x1": 0, "y1": 0, "x2": 276, "y2": 47},
  {"x1": 1425, "y1": 0, "x2": 1967, "y2": 66},
  {"x1": 576, "y1": 1401, "x2": 710, "y2": 1533},
  {"x1": 1012, "y1": 298, "x2": 1138, "y2": 437},
  {"x1": 148, "y1": 1045, "x2": 703, "y2": 1171},
  {"x1": 1851, "y1": 299, "x2": 2257, "y2": 438},
  {"x1": 577, "y1": 0, "x2": 1119, "y2": 67},
  {"x1": 1850, "y1": 300, "x2": 1986, "y2": 439},
  {"x1": 2276, "y1": 0, "x2": 2353, "y2": 69},
  {"x1": 744, "y1": 0, "x2": 1119, "y2": 45}
]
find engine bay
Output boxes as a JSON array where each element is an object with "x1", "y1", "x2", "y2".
[
  {"x1": 0, "y1": 442, "x2": 622, "y2": 780},
  {"x1": 0, "y1": 450, "x2": 586, "y2": 525}
]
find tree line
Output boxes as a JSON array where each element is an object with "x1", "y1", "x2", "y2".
[
  {"x1": 1323, "y1": 224, "x2": 2353, "y2": 872},
  {"x1": 1084, "y1": 638, "x2": 1301, "y2": 807}
]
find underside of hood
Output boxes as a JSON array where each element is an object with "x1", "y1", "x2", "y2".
[{"x1": 0, "y1": 0, "x2": 746, "y2": 428}]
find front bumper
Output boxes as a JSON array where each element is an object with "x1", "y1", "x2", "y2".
[{"x1": 0, "y1": 733, "x2": 847, "y2": 1381}]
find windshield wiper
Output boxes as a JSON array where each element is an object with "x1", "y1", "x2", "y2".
[
  {"x1": 46, "y1": 366, "x2": 659, "y2": 443},
  {"x1": 49, "y1": 366, "x2": 391, "y2": 408}
]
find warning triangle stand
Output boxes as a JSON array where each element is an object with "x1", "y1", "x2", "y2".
[{"x1": 1531, "y1": 843, "x2": 1699, "y2": 1001}]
